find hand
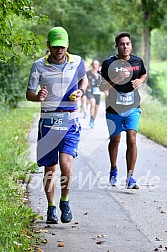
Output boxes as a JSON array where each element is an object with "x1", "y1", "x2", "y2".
[
  {"x1": 69, "y1": 90, "x2": 83, "y2": 101},
  {"x1": 37, "y1": 86, "x2": 48, "y2": 101},
  {"x1": 112, "y1": 68, "x2": 130, "y2": 84},
  {"x1": 131, "y1": 79, "x2": 143, "y2": 89},
  {"x1": 118, "y1": 68, "x2": 130, "y2": 82}
]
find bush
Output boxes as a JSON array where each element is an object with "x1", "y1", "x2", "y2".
[
  {"x1": 148, "y1": 70, "x2": 167, "y2": 104},
  {"x1": 0, "y1": 61, "x2": 32, "y2": 108}
]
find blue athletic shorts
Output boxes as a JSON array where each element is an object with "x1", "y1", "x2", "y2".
[
  {"x1": 37, "y1": 117, "x2": 81, "y2": 167},
  {"x1": 106, "y1": 108, "x2": 141, "y2": 137}
]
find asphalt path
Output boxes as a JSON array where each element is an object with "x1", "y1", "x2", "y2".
[{"x1": 28, "y1": 99, "x2": 167, "y2": 252}]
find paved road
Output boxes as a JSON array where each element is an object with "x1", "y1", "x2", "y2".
[{"x1": 28, "y1": 100, "x2": 167, "y2": 252}]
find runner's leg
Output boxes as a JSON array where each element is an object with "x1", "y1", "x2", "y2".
[
  {"x1": 44, "y1": 165, "x2": 56, "y2": 204},
  {"x1": 126, "y1": 130, "x2": 137, "y2": 174},
  {"x1": 59, "y1": 152, "x2": 73, "y2": 198},
  {"x1": 108, "y1": 133, "x2": 121, "y2": 167}
]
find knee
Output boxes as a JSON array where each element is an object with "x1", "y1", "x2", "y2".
[
  {"x1": 60, "y1": 160, "x2": 72, "y2": 175},
  {"x1": 109, "y1": 137, "x2": 120, "y2": 147},
  {"x1": 127, "y1": 134, "x2": 136, "y2": 147},
  {"x1": 90, "y1": 98, "x2": 95, "y2": 106}
]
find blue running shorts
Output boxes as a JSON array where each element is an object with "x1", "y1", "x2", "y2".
[
  {"x1": 37, "y1": 117, "x2": 81, "y2": 167},
  {"x1": 106, "y1": 108, "x2": 141, "y2": 137}
]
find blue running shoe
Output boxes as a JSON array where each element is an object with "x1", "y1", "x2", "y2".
[
  {"x1": 83, "y1": 112, "x2": 87, "y2": 119},
  {"x1": 109, "y1": 168, "x2": 118, "y2": 186},
  {"x1": 89, "y1": 118, "x2": 94, "y2": 128},
  {"x1": 59, "y1": 201, "x2": 73, "y2": 223},
  {"x1": 46, "y1": 206, "x2": 58, "y2": 224},
  {"x1": 126, "y1": 176, "x2": 139, "y2": 189}
]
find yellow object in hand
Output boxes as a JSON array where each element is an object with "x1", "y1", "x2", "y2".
[{"x1": 69, "y1": 91, "x2": 77, "y2": 101}]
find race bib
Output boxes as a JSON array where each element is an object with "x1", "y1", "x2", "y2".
[
  {"x1": 43, "y1": 112, "x2": 69, "y2": 130},
  {"x1": 116, "y1": 91, "x2": 134, "y2": 105},
  {"x1": 93, "y1": 87, "x2": 101, "y2": 95}
]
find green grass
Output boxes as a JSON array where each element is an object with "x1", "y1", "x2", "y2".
[
  {"x1": 0, "y1": 107, "x2": 41, "y2": 252},
  {"x1": 150, "y1": 60, "x2": 167, "y2": 72},
  {"x1": 150, "y1": 60, "x2": 167, "y2": 98},
  {"x1": 139, "y1": 96, "x2": 167, "y2": 147},
  {"x1": 139, "y1": 60, "x2": 167, "y2": 146}
]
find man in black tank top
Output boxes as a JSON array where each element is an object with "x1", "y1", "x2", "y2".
[{"x1": 86, "y1": 59, "x2": 101, "y2": 128}]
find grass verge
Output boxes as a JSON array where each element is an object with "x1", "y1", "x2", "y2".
[
  {"x1": 0, "y1": 106, "x2": 42, "y2": 252},
  {"x1": 139, "y1": 61, "x2": 167, "y2": 147},
  {"x1": 149, "y1": 60, "x2": 167, "y2": 103},
  {"x1": 139, "y1": 90, "x2": 167, "y2": 147}
]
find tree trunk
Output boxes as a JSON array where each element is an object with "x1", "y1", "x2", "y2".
[
  {"x1": 140, "y1": 0, "x2": 151, "y2": 76},
  {"x1": 141, "y1": 26, "x2": 150, "y2": 76}
]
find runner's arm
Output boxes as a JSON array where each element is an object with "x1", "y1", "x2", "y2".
[
  {"x1": 99, "y1": 79, "x2": 114, "y2": 92},
  {"x1": 26, "y1": 86, "x2": 48, "y2": 101},
  {"x1": 78, "y1": 76, "x2": 88, "y2": 95},
  {"x1": 131, "y1": 73, "x2": 147, "y2": 89}
]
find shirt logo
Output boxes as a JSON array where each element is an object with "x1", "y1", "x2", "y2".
[{"x1": 69, "y1": 66, "x2": 74, "y2": 70}]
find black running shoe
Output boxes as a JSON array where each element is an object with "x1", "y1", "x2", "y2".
[
  {"x1": 59, "y1": 201, "x2": 73, "y2": 223},
  {"x1": 46, "y1": 206, "x2": 58, "y2": 224}
]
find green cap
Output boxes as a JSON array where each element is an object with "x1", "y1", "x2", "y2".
[{"x1": 48, "y1": 27, "x2": 69, "y2": 47}]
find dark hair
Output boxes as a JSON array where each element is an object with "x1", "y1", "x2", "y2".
[
  {"x1": 91, "y1": 59, "x2": 100, "y2": 65},
  {"x1": 115, "y1": 32, "x2": 131, "y2": 46}
]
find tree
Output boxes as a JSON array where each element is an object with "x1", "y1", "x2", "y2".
[
  {"x1": 104, "y1": 0, "x2": 167, "y2": 75},
  {"x1": 32, "y1": 0, "x2": 117, "y2": 60},
  {"x1": 140, "y1": 0, "x2": 167, "y2": 75},
  {"x1": 151, "y1": 29, "x2": 167, "y2": 61},
  {"x1": 0, "y1": 0, "x2": 46, "y2": 108},
  {"x1": 0, "y1": 0, "x2": 46, "y2": 63}
]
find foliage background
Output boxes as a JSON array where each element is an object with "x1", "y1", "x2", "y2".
[{"x1": 0, "y1": 0, "x2": 167, "y2": 108}]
